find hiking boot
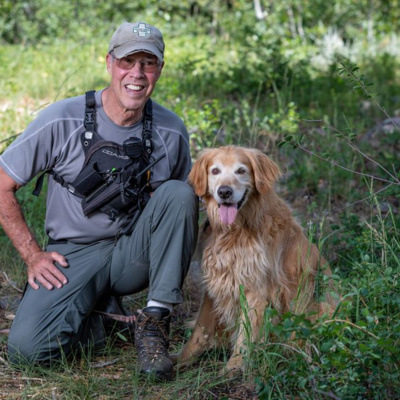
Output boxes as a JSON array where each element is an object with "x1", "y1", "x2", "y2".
[
  {"x1": 135, "y1": 306, "x2": 173, "y2": 381},
  {"x1": 94, "y1": 296, "x2": 137, "y2": 342}
]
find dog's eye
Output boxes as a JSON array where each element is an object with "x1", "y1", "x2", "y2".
[
  {"x1": 236, "y1": 167, "x2": 246, "y2": 175},
  {"x1": 211, "y1": 168, "x2": 220, "y2": 175}
]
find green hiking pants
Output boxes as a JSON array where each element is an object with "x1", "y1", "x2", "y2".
[{"x1": 8, "y1": 180, "x2": 198, "y2": 364}]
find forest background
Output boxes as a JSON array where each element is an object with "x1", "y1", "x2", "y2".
[{"x1": 0, "y1": 1, "x2": 399, "y2": 399}]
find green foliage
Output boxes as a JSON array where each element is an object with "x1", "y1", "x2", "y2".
[
  {"x1": 0, "y1": 0, "x2": 142, "y2": 45},
  {"x1": 254, "y1": 209, "x2": 400, "y2": 399},
  {"x1": 180, "y1": 99, "x2": 224, "y2": 156}
]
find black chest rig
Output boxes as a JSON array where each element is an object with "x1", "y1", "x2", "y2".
[{"x1": 34, "y1": 90, "x2": 164, "y2": 234}]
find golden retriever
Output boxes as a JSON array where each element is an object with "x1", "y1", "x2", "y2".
[{"x1": 177, "y1": 146, "x2": 335, "y2": 372}]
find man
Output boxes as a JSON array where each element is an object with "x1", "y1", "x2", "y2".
[{"x1": 0, "y1": 21, "x2": 198, "y2": 381}]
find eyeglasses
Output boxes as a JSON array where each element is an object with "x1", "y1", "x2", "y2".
[{"x1": 112, "y1": 54, "x2": 160, "y2": 73}]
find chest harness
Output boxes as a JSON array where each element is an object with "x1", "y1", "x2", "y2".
[{"x1": 34, "y1": 90, "x2": 165, "y2": 236}]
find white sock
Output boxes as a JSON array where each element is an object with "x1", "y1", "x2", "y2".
[{"x1": 147, "y1": 300, "x2": 173, "y2": 313}]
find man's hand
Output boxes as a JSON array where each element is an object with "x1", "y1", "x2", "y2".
[
  {"x1": 0, "y1": 168, "x2": 70, "y2": 291},
  {"x1": 27, "y1": 250, "x2": 69, "y2": 290}
]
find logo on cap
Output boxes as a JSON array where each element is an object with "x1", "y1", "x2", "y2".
[{"x1": 133, "y1": 23, "x2": 151, "y2": 37}]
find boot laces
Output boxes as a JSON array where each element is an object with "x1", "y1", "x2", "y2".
[{"x1": 136, "y1": 314, "x2": 169, "y2": 360}]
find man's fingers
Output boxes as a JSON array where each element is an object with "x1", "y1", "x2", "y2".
[
  {"x1": 41, "y1": 268, "x2": 64, "y2": 289},
  {"x1": 36, "y1": 273, "x2": 55, "y2": 290},
  {"x1": 48, "y1": 263, "x2": 68, "y2": 286},
  {"x1": 29, "y1": 268, "x2": 66, "y2": 291},
  {"x1": 27, "y1": 252, "x2": 69, "y2": 290},
  {"x1": 50, "y1": 251, "x2": 69, "y2": 267},
  {"x1": 50, "y1": 252, "x2": 69, "y2": 285},
  {"x1": 28, "y1": 276, "x2": 40, "y2": 291}
]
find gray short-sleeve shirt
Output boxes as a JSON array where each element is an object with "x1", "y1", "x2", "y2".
[{"x1": 0, "y1": 89, "x2": 192, "y2": 243}]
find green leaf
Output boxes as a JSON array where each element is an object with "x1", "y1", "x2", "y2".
[
  {"x1": 116, "y1": 332, "x2": 128, "y2": 342},
  {"x1": 300, "y1": 327, "x2": 311, "y2": 337},
  {"x1": 283, "y1": 318, "x2": 293, "y2": 329},
  {"x1": 321, "y1": 341, "x2": 333, "y2": 352}
]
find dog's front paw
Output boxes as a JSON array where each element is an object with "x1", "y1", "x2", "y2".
[
  {"x1": 220, "y1": 355, "x2": 244, "y2": 376},
  {"x1": 169, "y1": 351, "x2": 196, "y2": 367},
  {"x1": 218, "y1": 364, "x2": 242, "y2": 378}
]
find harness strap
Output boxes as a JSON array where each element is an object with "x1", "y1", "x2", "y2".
[
  {"x1": 84, "y1": 90, "x2": 96, "y2": 132},
  {"x1": 143, "y1": 99, "x2": 153, "y2": 154},
  {"x1": 82, "y1": 90, "x2": 97, "y2": 153},
  {"x1": 32, "y1": 170, "x2": 84, "y2": 198},
  {"x1": 32, "y1": 173, "x2": 46, "y2": 197}
]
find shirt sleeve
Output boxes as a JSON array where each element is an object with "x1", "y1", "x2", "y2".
[
  {"x1": 0, "y1": 111, "x2": 58, "y2": 185},
  {"x1": 0, "y1": 100, "x2": 83, "y2": 185}
]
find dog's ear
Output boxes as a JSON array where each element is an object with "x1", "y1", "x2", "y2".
[
  {"x1": 248, "y1": 149, "x2": 282, "y2": 194},
  {"x1": 189, "y1": 149, "x2": 214, "y2": 197}
]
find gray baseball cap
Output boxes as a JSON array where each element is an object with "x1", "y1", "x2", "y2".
[{"x1": 108, "y1": 22, "x2": 164, "y2": 62}]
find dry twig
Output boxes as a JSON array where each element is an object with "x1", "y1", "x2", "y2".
[{"x1": 1, "y1": 271, "x2": 23, "y2": 293}]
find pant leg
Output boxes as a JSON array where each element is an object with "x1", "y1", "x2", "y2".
[
  {"x1": 7, "y1": 239, "x2": 114, "y2": 364},
  {"x1": 7, "y1": 181, "x2": 198, "y2": 364},
  {"x1": 110, "y1": 180, "x2": 198, "y2": 304}
]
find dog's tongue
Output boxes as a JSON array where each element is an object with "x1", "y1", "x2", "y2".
[{"x1": 219, "y1": 203, "x2": 238, "y2": 225}]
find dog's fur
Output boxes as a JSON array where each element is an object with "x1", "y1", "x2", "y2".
[{"x1": 177, "y1": 146, "x2": 335, "y2": 371}]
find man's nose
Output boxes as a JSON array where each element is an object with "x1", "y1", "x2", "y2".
[{"x1": 129, "y1": 62, "x2": 145, "y2": 76}]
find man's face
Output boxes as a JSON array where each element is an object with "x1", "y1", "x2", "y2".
[{"x1": 106, "y1": 51, "x2": 164, "y2": 114}]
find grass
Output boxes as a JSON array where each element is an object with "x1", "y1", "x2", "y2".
[{"x1": 1, "y1": 27, "x2": 400, "y2": 399}]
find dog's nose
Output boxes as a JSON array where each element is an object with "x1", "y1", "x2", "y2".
[{"x1": 218, "y1": 186, "x2": 233, "y2": 200}]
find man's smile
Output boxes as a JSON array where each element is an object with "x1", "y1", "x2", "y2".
[{"x1": 125, "y1": 84, "x2": 145, "y2": 92}]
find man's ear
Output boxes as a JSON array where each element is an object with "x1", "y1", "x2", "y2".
[
  {"x1": 156, "y1": 61, "x2": 165, "y2": 81},
  {"x1": 106, "y1": 53, "x2": 113, "y2": 75}
]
